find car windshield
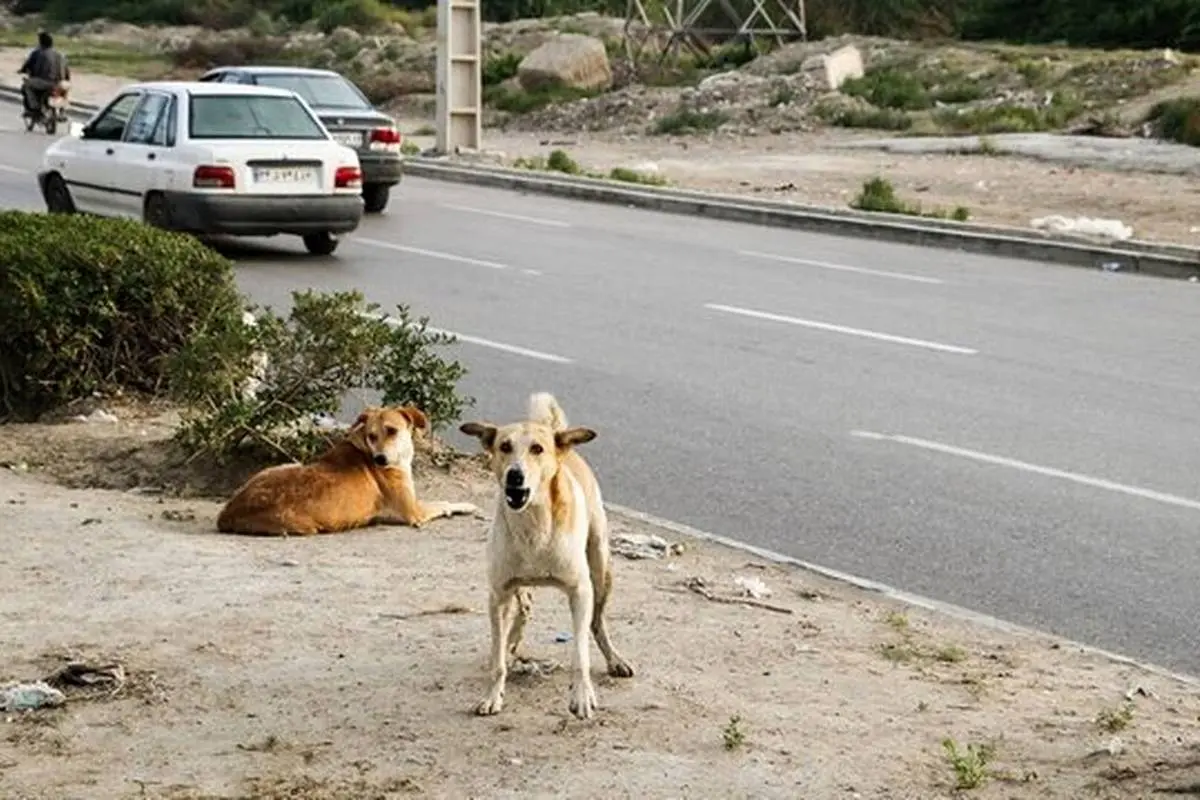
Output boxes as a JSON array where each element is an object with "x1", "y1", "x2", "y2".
[
  {"x1": 188, "y1": 94, "x2": 328, "y2": 140},
  {"x1": 254, "y1": 73, "x2": 371, "y2": 110}
]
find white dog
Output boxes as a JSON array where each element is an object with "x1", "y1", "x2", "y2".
[{"x1": 460, "y1": 392, "x2": 634, "y2": 719}]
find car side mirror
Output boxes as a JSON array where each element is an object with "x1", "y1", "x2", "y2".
[{"x1": 78, "y1": 124, "x2": 92, "y2": 139}]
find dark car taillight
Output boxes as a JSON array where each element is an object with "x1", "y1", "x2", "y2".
[
  {"x1": 335, "y1": 165, "x2": 363, "y2": 189},
  {"x1": 193, "y1": 165, "x2": 236, "y2": 189},
  {"x1": 369, "y1": 127, "x2": 402, "y2": 153}
]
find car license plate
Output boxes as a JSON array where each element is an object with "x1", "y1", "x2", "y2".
[
  {"x1": 332, "y1": 132, "x2": 363, "y2": 148},
  {"x1": 253, "y1": 167, "x2": 318, "y2": 185}
]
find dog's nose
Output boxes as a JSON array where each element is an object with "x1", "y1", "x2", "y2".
[
  {"x1": 373, "y1": 454, "x2": 388, "y2": 466},
  {"x1": 504, "y1": 468, "x2": 524, "y2": 487}
]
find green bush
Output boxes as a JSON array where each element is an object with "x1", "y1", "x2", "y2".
[
  {"x1": 851, "y1": 176, "x2": 971, "y2": 222},
  {"x1": 168, "y1": 290, "x2": 472, "y2": 463},
  {"x1": 841, "y1": 68, "x2": 932, "y2": 111},
  {"x1": 934, "y1": 95, "x2": 1082, "y2": 134},
  {"x1": 483, "y1": 52, "x2": 523, "y2": 87},
  {"x1": 0, "y1": 211, "x2": 243, "y2": 421},
  {"x1": 1145, "y1": 97, "x2": 1200, "y2": 147},
  {"x1": 830, "y1": 107, "x2": 914, "y2": 131},
  {"x1": 651, "y1": 107, "x2": 730, "y2": 135},
  {"x1": 42, "y1": 0, "x2": 396, "y2": 31}
]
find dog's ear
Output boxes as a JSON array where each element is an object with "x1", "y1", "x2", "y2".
[
  {"x1": 459, "y1": 421, "x2": 498, "y2": 449},
  {"x1": 397, "y1": 406, "x2": 429, "y2": 432},
  {"x1": 555, "y1": 426, "x2": 596, "y2": 450},
  {"x1": 352, "y1": 410, "x2": 370, "y2": 429}
]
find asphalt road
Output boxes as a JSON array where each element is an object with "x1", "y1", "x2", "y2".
[{"x1": 3, "y1": 118, "x2": 1199, "y2": 675}]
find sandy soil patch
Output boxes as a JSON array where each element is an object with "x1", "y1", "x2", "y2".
[{"x1": 2, "y1": 410, "x2": 1200, "y2": 799}]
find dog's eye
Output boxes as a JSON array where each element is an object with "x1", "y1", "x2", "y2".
[
  {"x1": 498, "y1": 441, "x2": 512, "y2": 453},
  {"x1": 530, "y1": 443, "x2": 544, "y2": 455},
  {"x1": 384, "y1": 426, "x2": 397, "y2": 437},
  {"x1": 367, "y1": 434, "x2": 377, "y2": 443}
]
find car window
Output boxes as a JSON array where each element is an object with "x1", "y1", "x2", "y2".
[
  {"x1": 124, "y1": 92, "x2": 171, "y2": 145},
  {"x1": 253, "y1": 73, "x2": 371, "y2": 109},
  {"x1": 150, "y1": 96, "x2": 177, "y2": 147},
  {"x1": 188, "y1": 94, "x2": 329, "y2": 140},
  {"x1": 88, "y1": 92, "x2": 141, "y2": 142}
]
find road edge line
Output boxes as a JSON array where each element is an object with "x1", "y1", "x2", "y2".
[{"x1": 604, "y1": 501, "x2": 1200, "y2": 689}]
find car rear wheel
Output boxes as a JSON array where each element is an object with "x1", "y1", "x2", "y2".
[
  {"x1": 362, "y1": 183, "x2": 390, "y2": 214},
  {"x1": 303, "y1": 232, "x2": 339, "y2": 256},
  {"x1": 143, "y1": 193, "x2": 172, "y2": 229},
  {"x1": 43, "y1": 172, "x2": 75, "y2": 214}
]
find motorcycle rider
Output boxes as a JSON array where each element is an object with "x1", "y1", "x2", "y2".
[{"x1": 18, "y1": 32, "x2": 71, "y2": 119}]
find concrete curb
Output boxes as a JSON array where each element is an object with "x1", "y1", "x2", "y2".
[
  {"x1": 403, "y1": 159, "x2": 1200, "y2": 282},
  {"x1": 4, "y1": 83, "x2": 1198, "y2": 280},
  {"x1": 605, "y1": 502, "x2": 1200, "y2": 688}
]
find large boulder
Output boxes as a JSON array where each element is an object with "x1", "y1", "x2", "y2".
[
  {"x1": 517, "y1": 33, "x2": 612, "y2": 93},
  {"x1": 802, "y1": 44, "x2": 864, "y2": 91}
]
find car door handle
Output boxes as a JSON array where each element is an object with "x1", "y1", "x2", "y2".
[
  {"x1": 105, "y1": 148, "x2": 114, "y2": 155},
  {"x1": 147, "y1": 153, "x2": 156, "y2": 161}
]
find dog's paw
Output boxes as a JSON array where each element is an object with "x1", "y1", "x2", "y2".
[
  {"x1": 451, "y1": 502, "x2": 481, "y2": 517},
  {"x1": 568, "y1": 681, "x2": 597, "y2": 720},
  {"x1": 607, "y1": 658, "x2": 635, "y2": 679},
  {"x1": 475, "y1": 691, "x2": 504, "y2": 716}
]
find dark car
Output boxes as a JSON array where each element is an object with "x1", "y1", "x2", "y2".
[{"x1": 199, "y1": 65, "x2": 403, "y2": 214}]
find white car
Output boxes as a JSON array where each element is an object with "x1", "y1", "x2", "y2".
[{"x1": 37, "y1": 81, "x2": 365, "y2": 255}]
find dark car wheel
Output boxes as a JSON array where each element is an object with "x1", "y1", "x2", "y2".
[
  {"x1": 362, "y1": 183, "x2": 390, "y2": 214},
  {"x1": 43, "y1": 172, "x2": 75, "y2": 214},
  {"x1": 303, "y1": 232, "x2": 339, "y2": 256},
  {"x1": 143, "y1": 193, "x2": 172, "y2": 229}
]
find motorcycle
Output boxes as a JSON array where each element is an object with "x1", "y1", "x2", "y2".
[{"x1": 22, "y1": 79, "x2": 69, "y2": 135}]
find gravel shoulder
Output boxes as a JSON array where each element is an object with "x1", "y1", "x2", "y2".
[{"x1": 2, "y1": 410, "x2": 1200, "y2": 799}]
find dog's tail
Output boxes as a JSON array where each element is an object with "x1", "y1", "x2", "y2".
[{"x1": 527, "y1": 392, "x2": 568, "y2": 431}]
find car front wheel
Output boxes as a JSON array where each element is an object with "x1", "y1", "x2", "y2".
[
  {"x1": 303, "y1": 232, "x2": 339, "y2": 256},
  {"x1": 43, "y1": 172, "x2": 75, "y2": 214},
  {"x1": 362, "y1": 183, "x2": 390, "y2": 214}
]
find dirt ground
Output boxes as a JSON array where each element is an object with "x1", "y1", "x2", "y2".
[
  {"x1": 3, "y1": 406, "x2": 1200, "y2": 799},
  {"x1": 4, "y1": 46, "x2": 1200, "y2": 248}
]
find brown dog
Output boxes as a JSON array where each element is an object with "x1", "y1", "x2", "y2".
[{"x1": 216, "y1": 405, "x2": 479, "y2": 536}]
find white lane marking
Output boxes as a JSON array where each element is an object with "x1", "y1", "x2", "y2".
[
  {"x1": 370, "y1": 313, "x2": 572, "y2": 364},
  {"x1": 0, "y1": 164, "x2": 28, "y2": 174},
  {"x1": 440, "y1": 202, "x2": 571, "y2": 228},
  {"x1": 705, "y1": 302, "x2": 977, "y2": 355},
  {"x1": 851, "y1": 430, "x2": 1200, "y2": 513},
  {"x1": 604, "y1": 502, "x2": 1200, "y2": 686},
  {"x1": 739, "y1": 249, "x2": 944, "y2": 285},
  {"x1": 354, "y1": 237, "x2": 510, "y2": 270}
]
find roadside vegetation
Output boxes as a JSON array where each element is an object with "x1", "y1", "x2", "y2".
[
  {"x1": 852, "y1": 177, "x2": 970, "y2": 221},
  {"x1": 0, "y1": 211, "x2": 471, "y2": 467},
  {"x1": 512, "y1": 148, "x2": 668, "y2": 186}
]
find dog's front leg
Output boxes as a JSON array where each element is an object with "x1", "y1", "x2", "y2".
[
  {"x1": 381, "y1": 472, "x2": 479, "y2": 527},
  {"x1": 475, "y1": 588, "x2": 516, "y2": 716},
  {"x1": 416, "y1": 500, "x2": 481, "y2": 524},
  {"x1": 566, "y1": 580, "x2": 597, "y2": 720}
]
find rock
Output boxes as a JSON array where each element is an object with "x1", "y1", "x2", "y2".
[
  {"x1": 518, "y1": 33, "x2": 612, "y2": 93},
  {"x1": 803, "y1": 44, "x2": 864, "y2": 91}
]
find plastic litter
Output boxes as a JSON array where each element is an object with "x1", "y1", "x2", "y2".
[
  {"x1": 1, "y1": 681, "x2": 66, "y2": 712},
  {"x1": 611, "y1": 532, "x2": 684, "y2": 560},
  {"x1": 1031, "y1": 215, "x2": 1133, "y2": 241}
]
